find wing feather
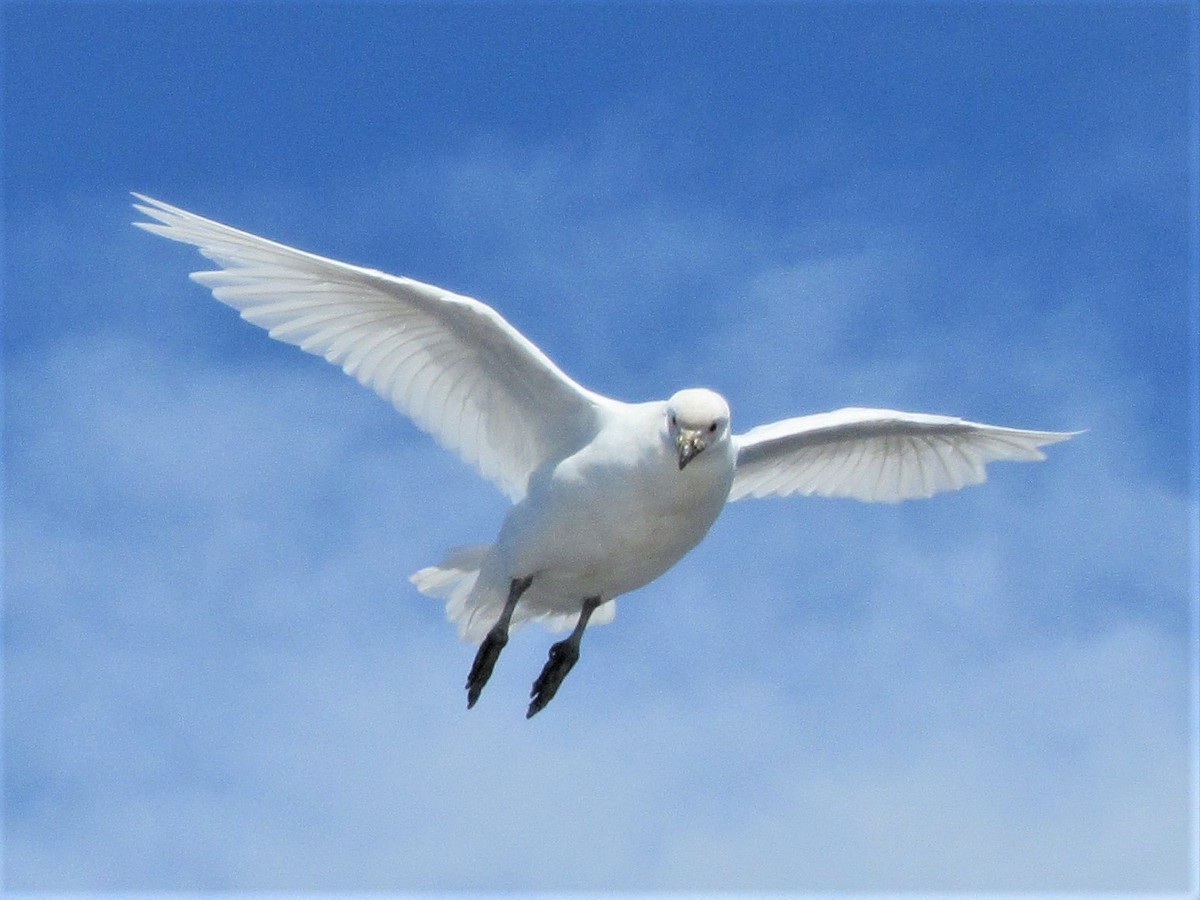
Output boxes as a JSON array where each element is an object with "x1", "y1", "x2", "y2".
[
  {"x1": 134, "y1": 194, "x2": 620, "y2": 500},
  {"x1": 731, "y1": 407, "x2": 1077, "y2": 503}
]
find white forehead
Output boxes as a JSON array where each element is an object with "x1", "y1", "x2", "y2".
[{"x1": 668, "y1": 388, "x2": 730, "y2": 425}]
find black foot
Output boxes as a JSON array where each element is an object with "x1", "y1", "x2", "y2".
[
  {"x1": 526, "y1": 640, "x2": 580, "y2": 718},
  {"x1": 466, "y1": 627, "x2": 508, "y2": 709}
]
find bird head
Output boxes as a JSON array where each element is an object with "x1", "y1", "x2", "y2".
[{"x1": 666, "y1": 388, "x2": 731, "y2": 470}]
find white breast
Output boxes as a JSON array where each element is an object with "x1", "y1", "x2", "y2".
[{"x1": 496, "y1": 403, "x2": 735, "y2": 607}]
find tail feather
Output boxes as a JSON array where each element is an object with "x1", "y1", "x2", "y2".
[
  {"x1": 410, "y1": 544, "x2": 496, "y2": 642},
  {"x1": 411, "y1": 543, "x2": 618, "y2": 643},
  {"x1": 409, "y1": 544, "x2": 488, "y2": 598}
]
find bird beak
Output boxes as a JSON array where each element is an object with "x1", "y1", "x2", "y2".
[{"x1": 676, "y1": 430, "x2": 706, "y2": 470}]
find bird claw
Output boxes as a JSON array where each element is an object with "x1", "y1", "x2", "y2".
[
  {"x1": 465, "y1": 627, "x2": 508, "y2": 709},
  {"x1": 526, "y1": 640, "x2": 580, "y2": 718}
]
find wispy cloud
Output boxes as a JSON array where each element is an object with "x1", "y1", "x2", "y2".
[{"x1": 4, "y1": 7, "x2": 1192, "y2": 889}]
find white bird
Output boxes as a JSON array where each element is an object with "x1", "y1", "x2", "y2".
[{"x1": 133, "y1": 194, "x2": 1077, "y2": 717}]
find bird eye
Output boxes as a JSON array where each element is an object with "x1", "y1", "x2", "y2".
[
  {"x1": 708, "y1": 422, "x2": 718, "y2": 433},
  {"x1": 669, "y1": 414, "x2": 677, "y2": 428}
]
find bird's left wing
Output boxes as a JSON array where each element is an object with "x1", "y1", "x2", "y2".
[
  {"x1": 730, "y1": 407, "x2": 1077, "y2": 503},
  {"x1": 134, "y1": 194, "x2": 618, "y2": 501}
]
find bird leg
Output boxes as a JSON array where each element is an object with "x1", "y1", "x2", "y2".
[
  {"x1": 527, "y1": 596, "x2": 602, "y2": 718},
  {"x1": 466, "y1": 575, "x2": 532, "y2": 709}
]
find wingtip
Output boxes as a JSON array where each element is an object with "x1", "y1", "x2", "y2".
[
  {"x1": 131, "y1": 192, "x2": 169, "y2": 228},
  {"x1": 1041, "y1": 429, "x2": 1087, "y2": 446},
  {"x1": 131, "y1": 192, "x2": 186, "y2": 220},
  {"x1": 131, "y1": 193, "x2": 196, "y2": 235},
  {"x1": 130, "y1": 191, "x2": 165, "y2": 212}
]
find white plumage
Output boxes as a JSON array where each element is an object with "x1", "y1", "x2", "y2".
[
  {"x1": 731, "y1": 408, "x2": 1070, "y2": 502},
  {"x1": 134, "y1": 192, "x2": 614, "y2": 502},
  {"x1": 134, "y1": 194, "x2": 1077, "y2": 715}
]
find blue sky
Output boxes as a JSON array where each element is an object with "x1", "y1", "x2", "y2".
[{"x1": 3, "y1": 1, "x2": 1196, "y2": 892}]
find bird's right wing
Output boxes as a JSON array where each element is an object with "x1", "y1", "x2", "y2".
[
  {"x1": 731, "y1": 407, "x2": 1077, "y2": 503},
  {"x1": 134, "y1": 195, "x2": 621, "y2": 501}
]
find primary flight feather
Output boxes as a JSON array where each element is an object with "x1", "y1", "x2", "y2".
[{"x1": 134, "y1": 194, "x2": 1076, "y2": 717}]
